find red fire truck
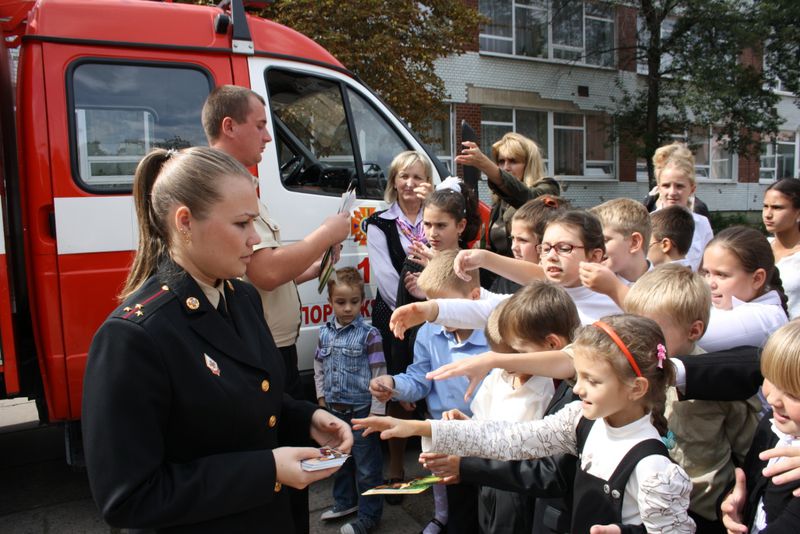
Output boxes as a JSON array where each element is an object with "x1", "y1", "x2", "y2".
[{"x1": 0, "y1": 0, "x2": 465, "y2": 462}]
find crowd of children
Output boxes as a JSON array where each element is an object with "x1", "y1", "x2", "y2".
[{"x1": 313, "y1": 143, "x2": 800, "y2": 534}]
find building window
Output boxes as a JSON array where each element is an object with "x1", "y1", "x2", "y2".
[
  {"x1": 761, "y1": 132, "x2": 798, "y2": 182},
  {"x1": 479, "y1": 0, "x2": 615, "y2": 67},
  {"x1": 481, "y1": 107, "x2": 614, "y2": 179},
  {"x1": 690, "y1": 128, "x2": 734, "y2": 180}
]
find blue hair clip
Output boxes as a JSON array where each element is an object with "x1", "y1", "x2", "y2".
[{"x1": 661, "y1": 430, "x2": 676, "y2": 450}]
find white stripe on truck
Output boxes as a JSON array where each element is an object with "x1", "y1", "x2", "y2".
[{"x1": 54, "y1": 196, "x2": 137, "y2": 254}]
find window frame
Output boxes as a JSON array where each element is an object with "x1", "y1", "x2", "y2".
[
  {"x1": 479, "y1": 0, "x2": 616, "y2": 69},
  {"x1": 66, "y1": 58, "x2": 214, "y2": 195},
  {"x1": 264, "y1": 66, "x2": 415, "y2": 200},
  {"x1": 480, "y1": 106, "x2": 616, "y2": 180},
  {"x1": 760, "y1": 131, "x2": 799, "y2": 184}
]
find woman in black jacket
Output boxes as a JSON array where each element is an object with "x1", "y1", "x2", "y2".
[{"x1": 82, "y1": 147, "x2": 352, "y2": 533}]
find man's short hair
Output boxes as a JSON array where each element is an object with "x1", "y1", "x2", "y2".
[
  {"x1": 650, "y1": 206, "x2": 695, "y2": 255},
  {"x1": 202, "y1": 85, "x2": 265, "y2": 142},
  {"x1": 624, "y1": 263, "x2": 710, "y2": 334},
  {"x1": 417, "y1": 250, "x2": 478, "y2": 297},
  {"x1": 590, "y1": 197, "x2": 652, "y2": 245}
]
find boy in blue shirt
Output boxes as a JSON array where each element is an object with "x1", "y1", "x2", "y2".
[
  {"x1": 371, "y1": 249, "x2": 486, "y2": 534},
  {"x1": 315, "y1": 267, "x2": 386, "y2": 534}
]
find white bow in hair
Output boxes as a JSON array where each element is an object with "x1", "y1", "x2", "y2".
[{"x1": 436, "y1": 176, "x2": 462, "y2": 193}]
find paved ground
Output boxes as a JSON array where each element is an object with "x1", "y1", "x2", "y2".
[{"x1": 0, "y1": 399, "x2": 433, "y2": 534}]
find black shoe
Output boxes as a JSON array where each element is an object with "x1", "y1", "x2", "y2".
[{"x1": 384, "y1": 478, "x2": 404, "y2": 505}]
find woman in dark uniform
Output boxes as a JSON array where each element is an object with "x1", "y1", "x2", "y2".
[{"x1": 82, "y1": 147, "x2": 352, "y2": 533}]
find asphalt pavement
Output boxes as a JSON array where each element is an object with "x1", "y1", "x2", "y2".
[{"x1": 0, "y1": 399, "x2": 433, "y2": 534}]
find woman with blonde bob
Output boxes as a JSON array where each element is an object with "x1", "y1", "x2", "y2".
[{"x1": 456, "y1": 132, "x2": 559, "y2": 288}]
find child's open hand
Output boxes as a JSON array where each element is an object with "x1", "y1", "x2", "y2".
[
  {"x1": 761, "y1": 446, "x2": 800, "y2": 495},
  {"x1": 407, "y1": 241, "x2": 434, "y2": 267},
  {"x1": 441, "y1": 408, "x2": 469, "y2": 421},
  {"x1": 404, "y1": 272, "x2": 426, "y2": 300},
  {"x1": 720, "y1": 468, "x2": 749, "y2": 533},
  {"x1": 390, "y1": 301, "x2": 439, "y2": 340},
  {"x1": 352, "y1": 416, "x2": 429, "y2": 440},
  {"x1": 369, "y1": 375, "x2": 395, "y2": 403},
  {"x1": 420, "y1": 452, "x2": 461, "y2": 483},
  {"x1": 453, "y1": 249, "x2": 487, "y2": 281},
  {"x1": 426, "y1": 352, "x2": 495, "y2": 401}
]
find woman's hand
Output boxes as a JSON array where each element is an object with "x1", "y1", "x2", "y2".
[
  {"x1": 273, "y1": 446, "x2": 342, "y2": 489},
  {"x1": 454, "y1": 141, "x2": 497, "y2": 178},
  {"x1": 761, "y1": 446, "x2": 800, "y2": 495},
  {"x1": 414, "y1": 181, "x2": 434, "y2": 201},
  {"x1": 404, "y1": 272, "x2": 426, "y2": 300},
  {"x1": 453, "y1": 249, "x2": 487, "y2": 281},
  {"x1": 426, "y1": 352, "x2": 496, "y2": 401},
  {"x1": 720, "y1": 468, "x2": 749, "y2": 534},
  {"x1": 310, "y1": 409, "x2": 354, "y2": 453},
  {"x1": 390, "y1": 301, "x2": 439, "y2": 340},
  {"x1": 420, "y1": 452, "x2": 461, "y2": 483},
  {"x1": 352, "y1": 416, "x2": 431, "y2": 439}
]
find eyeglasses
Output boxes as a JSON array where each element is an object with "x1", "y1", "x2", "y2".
[{"x1": 536, "y1": 242, "x2": 586, "y2": 256}]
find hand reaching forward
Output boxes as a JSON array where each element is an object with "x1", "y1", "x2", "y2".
[
  {"x1": 352, "y1": 416, "x2": 431, "y2": 440},
  {"x1": 426, "y1": 352, "x2": 496, "y2": 401},
  {"x1": 390, "y1": 301, "x2": 439, "y2": 340}
]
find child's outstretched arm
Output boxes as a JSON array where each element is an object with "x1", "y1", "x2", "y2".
[
  {"x1": 352, "y1": 416, "x2": 432, "y2": 440},
  {"x1": 389, "y1": 301, "x2": 439, "y2": 340},
  {"x1": 454, "y1": 249, "x2": 544, "y2": 285},
  {"x1": 427, "y1": 350, "x2": 576, "y2": 401}
]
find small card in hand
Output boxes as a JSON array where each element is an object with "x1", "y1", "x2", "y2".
[
  {"x1": 362, "y1": 475, "x2": 444, "y2": 495},
  {"x1": 300, "y1": 448, "x2": 350, "y2": 472}
]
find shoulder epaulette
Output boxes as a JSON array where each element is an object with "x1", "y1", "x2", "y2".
[{"x1": 116, "y1": 284, "x2": 174, "y2": 323}]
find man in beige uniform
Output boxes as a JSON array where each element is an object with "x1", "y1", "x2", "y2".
[{"x1": 202, "y1": 85, "x2": 350, "y2": 533}]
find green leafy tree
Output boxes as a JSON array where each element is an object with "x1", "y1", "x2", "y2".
[
  {"x1": 609, "y1": 0, "x2": 787, "y2": 187},
  {"x1": 759, "y1": 0, "x2": 800, "y2": 98},
  {"x1": 256, "y1": 1, "x2": 483, "y2": 130}
]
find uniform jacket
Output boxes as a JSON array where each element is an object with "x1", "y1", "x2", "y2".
[{"x1": 82, "y1": 264, "x2": 317, "y2": 533}]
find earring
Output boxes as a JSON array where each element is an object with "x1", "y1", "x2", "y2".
[{"x1": 181, "y1": 228, "x2": 191, "y2": 245}]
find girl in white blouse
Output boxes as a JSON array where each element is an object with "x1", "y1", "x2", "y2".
[
  {"x1": 698, "y1": 226, "x2": 789, "y2": 352},
  {"x1": 355, "y1": 314, "x2": 695, "y2": 533}
]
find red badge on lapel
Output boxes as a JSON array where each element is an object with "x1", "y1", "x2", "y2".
[{"x1": 204, "y1": 353, "x2": 221, "y2": 376}]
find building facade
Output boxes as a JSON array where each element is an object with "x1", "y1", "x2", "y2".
[{"x1": 427, "y1": 0, "x2": 799, "y2": 211}]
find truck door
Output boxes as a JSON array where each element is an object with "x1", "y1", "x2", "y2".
[
  {"x1": 248, "y1": 58, "x2": 445, "y2": 373},
  {"x1": 39, "y1": 46, "x2": 231, "y2": 420}
]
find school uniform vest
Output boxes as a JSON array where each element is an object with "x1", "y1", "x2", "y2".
[{"x1": 571, "y1": 418, "x2": 669, "y2": 534}]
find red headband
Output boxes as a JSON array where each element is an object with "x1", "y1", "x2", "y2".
[{"x1": 593, "y1": 321, "x2": 642, "y2": 378}]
